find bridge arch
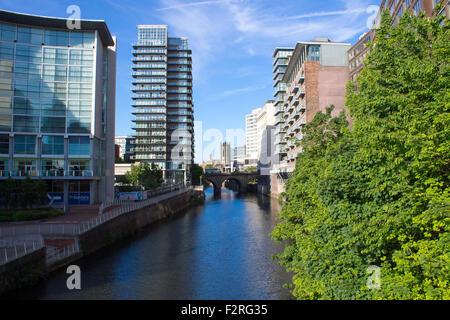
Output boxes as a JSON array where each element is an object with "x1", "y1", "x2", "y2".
[{"x1": 204, "y1": 173, "x2": 259, "y2": 196}]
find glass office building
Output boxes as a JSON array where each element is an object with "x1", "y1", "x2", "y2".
[
  {"x1": 0, "y1": 10, "x2": 117, "y2": 205},
  {"x1": 131, "y1": 25, "x2": 194, "y2": 183}
]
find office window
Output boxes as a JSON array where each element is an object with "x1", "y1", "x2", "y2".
[
  {"x1": 69, "y1": 32, "x2": 95, "y2": 48},
  {"x1": 17, "y1": 26, "x2": 43, "y2": 45},
  {"x1": 0, "y1": 134, "x2": 9, "y2": 154},
  {"x1": 14, "y1": 135, "x2": 36, "y2": 154},
  {"x1": 67, "y1": 100, "x2": 91, "y2": 117},
  {"x1": 44, "y1": 30, "x2": 69, "y2": 46},
  {"x1": 0, "y1": 23, "x2": 15, "y2": 42},
  {"x1": 43, "y1": 47, "x2": 68, "y2": 65},
  {"x1": 41, "y1": 116, "x2": 66, "y2": 133},
  {"x1": 67, "y1": 118, "x2": 91, "y2": 134},
  {"x1": 42, "y1": 135, "x2": 64, "y2": 155},
  {"x1": 13, "y1": 115, "x2": 39, "y2": 132},
  {"x1": 69, "y1": 49, "x2": 94, "y2": 66},
  {"x1": 41, "y1": 99, "x2": 66, "y2": 116},
  {"x1": 69, "y1": 136, "x2": 90, "y2": 155},
  {"x1": 15, "y1": 44, "x2": 42, "y2": 64},
  {"x1": 43, "y1": 65, "x2": 67, "y2": 82}
]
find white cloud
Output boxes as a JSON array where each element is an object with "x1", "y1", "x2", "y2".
[
  {"x1": 221, "y1": 84, "x2": 267, "y2": 97},
  {"x1": 158, "y1": 0, "x2": 374, "y2": 81}
]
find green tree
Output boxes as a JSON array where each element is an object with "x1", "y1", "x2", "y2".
[
  {"x1": 272, "y1": 10, "x2": 449, "y2": 300},
  {"x1": 190, "y1": 164, "x2": 204, "y2": 186},
  {"x1": 125, "y1": 162, "x2": 163, "y2": 190}
]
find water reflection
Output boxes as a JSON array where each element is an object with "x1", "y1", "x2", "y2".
[{"x1": 6, "y1": 188, "x2": 293, "y2": 300}]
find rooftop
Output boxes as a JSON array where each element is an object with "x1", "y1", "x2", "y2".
[{"x1": 0, "y1": 9, "x2": 115, "y2": 46}]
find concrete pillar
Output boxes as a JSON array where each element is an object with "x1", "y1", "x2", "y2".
[{"x1": 64, "y1": 181, "x2": 69, "y2": 207}]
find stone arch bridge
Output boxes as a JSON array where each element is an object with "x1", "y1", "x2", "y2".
[{"x1": 204, "y1": 173, "x2": 260, "y2": 195}]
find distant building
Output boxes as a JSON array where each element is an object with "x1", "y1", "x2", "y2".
[
  {"x1": 124, "y1": 137, "x2": 135, "y2": 162},
  {"x1": 348, "y1": 0, "x2": 449, "y2": 81},
  {"x1": 0, "y1": 10, "x2": 117, "y2": 206},
  {"x1": 221, "y1": 142, "x2": 231, "y2": 167},
  {"x1": 115, "y1": 136, "x2": 127, "y2": 159},
  {"x1": 245, "y1": 108, "x2": 261, "y2": 167},
  {"x1": 115, "y1": 144, "x2": 121, "y2": 159},
  {"x1": 272, "y1": 48, "x2": 294, "y2": 165},
  {"x1": 270, "y1": 37, "x2": 351, "y2": 197}
]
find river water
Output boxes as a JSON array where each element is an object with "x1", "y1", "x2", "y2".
[{"x1": 8, "y1": 188, "x2": 293, "y2": 300}]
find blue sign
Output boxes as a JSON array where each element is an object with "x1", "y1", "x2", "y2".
[
  {"x1": 47, "y1": 192, "x2": 64, "y2": 206},
  {"x1": 69, "y1": 192, "x2": 90, "y2": 205}
]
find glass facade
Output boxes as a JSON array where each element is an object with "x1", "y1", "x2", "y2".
[{"x1": 0, "y1": 23, "x2": 94, "y2": 138}]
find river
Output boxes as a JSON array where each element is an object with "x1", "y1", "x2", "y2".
[{"x1": 8, "y1": 188, "x2": 293, "y2": 300}]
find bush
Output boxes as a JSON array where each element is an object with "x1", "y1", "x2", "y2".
[{"x1": 272, "y1": 10, "x2": 449, "y2": 300}]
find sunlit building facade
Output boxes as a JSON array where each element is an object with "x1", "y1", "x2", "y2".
[
  {"x1": 0, "y1": 10, "x2": 117, "y2": 205},
  {"x1": 131, "y1": 25, "x2": 194, "y2": 183},
  {"x1": 348, "y1": 0, "x2": 449, "y2": 81}
]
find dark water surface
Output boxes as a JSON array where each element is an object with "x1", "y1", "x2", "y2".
[{"x1": 8, "y1": 188, "x2": 293, "y2": 300}]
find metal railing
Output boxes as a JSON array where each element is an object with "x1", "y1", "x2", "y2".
[
  {"x1": 0, "y1": 186, "x2": 192, "y2": 239},
  {"x1": 0, "y1": 236, "x2": 44, "y2": 265},
  {"x1": 46, "y1": 242, "x2": 80, "y2": 264}
]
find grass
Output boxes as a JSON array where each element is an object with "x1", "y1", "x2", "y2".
[{"x1": 0, "y1": 208, "x2": 63, "y2": 222}]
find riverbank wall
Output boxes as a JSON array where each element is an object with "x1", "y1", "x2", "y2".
[
  {"x1": 0, "y1": 247, "x2": 46, "y2": 296},
  {"x1": 0, "y1": 188, "x2": 203, "y2": 295},
  {"x1": 79, "y1": 189, "x2": 194, "y2": 256}
]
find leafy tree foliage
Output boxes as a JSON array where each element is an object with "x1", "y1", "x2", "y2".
[
  {"x1": 125, "y1": 162, "x2": 163, "y2": 190},
  {"x1": 190, "y1": 164, "x2": 204, "y2": 186},
  {"x1": 272, "y1": 10, "x2": 449, "y2": 300},
  {"x1": 0, "y1": 177, "x2": 48, "y2": 209}
]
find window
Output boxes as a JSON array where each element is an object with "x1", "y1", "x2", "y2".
[
  {"x1": 41, "y1": 117, "x2": 66, "y2": 133},
  {"x1": 69, "y1": 32, "x2": 95, "y2": 48},
  {"x1": 67, "y1": 118, "x2": 91, "y2": 134},
  {"x1": 17, "y1": 27, "x2": 43, "y2": 45},
  {"x1": 43, "y1": 47, "x2": 68, "y2": 65},
  {"x1": 69, "y1": 136, "x2": 90, "y2": 155},
  {"x1": 69, "y1": 160, "x2": 90, "y2": 176},
  {"x1": 42, "y1": 136, "x2": 64, "y2": 155},
  {"x1": 0, "y1": 159, "x2": 8, "y2": 175},
  {"x1": 13, "y1": 115, "x2": 39, "y2": 132},
  {"x1": 308, "y1": 46, "x2": 320, "y2": 62},
  {"x1": 14, "y1": 135, "x2": 36, "y2": 154},
  {"x1": 0, "y1": 23, "x2": 15, "y2": 42},
  {"x1": 44, "y1": 30, "x2": 69, "y2": 46},
  {"x1": 43, "y1": 65, "x2": 67, "y2": 82},
  {"x1": 41, "y1": 159, "x2": 64, "y2": 176},
  {"x1": 0, "y1": 134, "x2": 9, "y2": 154}
]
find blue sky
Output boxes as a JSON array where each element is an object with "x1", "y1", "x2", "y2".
[{"x1": 0, "y1": 0, "x2": 379, "y2": 161}]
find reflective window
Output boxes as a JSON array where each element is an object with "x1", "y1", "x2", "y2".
[
  {"x1": 43, "y1": 47, "x2": 68, "y2": 65},
  {"x1": 43, "y1": 64, "x2": 67, "y2": 82},
  {"x1": 69, "y1": 49, "x2": 93, "y2": 66},
  {"x1": 17, "y1": 27, "x2": 43, "y2": 45},
  {"x1": 0, "y1": 134, "x2": 8, "y2": 154},
  {"x1": 13, "y1": 96, "x2": 40, "y2": 115},
  {"x1": 42, "y1": 136, "x2": 64, "y2": 155},
  {"x1": 41, "y1": 159, "x2": 64, "y2": 176},
  {"x1": 67, "y1": 100, "x2": 91, "y2": 117},
  {"x1": 68, "y1": 136, "x2": 90, "y2": 155},
  {"x1": 14, "y1": 135, "x2": 36, "y2": 154},
  {"x1": 15, "y1": 45, "x2": 42, "y2": 63},
  {"x1": 0, "y1": 23, "x2": 15, "y2": 42},
  {"x1": 69, "y1": 32, "x2": 95, "y2": 48},
  {"x1": 41, "y1": 116, "x2": 65, "y2": 133},
  {"x1": 67, "y1": 118, "x2": 91, "y2": 134},
  {"x1": 44, "y1": 30, "x2": 69, "y2": 46},
  {"x1": 13, "y1": 115, "x2": 39, "y2": 132}
]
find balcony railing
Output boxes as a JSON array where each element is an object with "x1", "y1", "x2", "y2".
[{"x1": 0, "y1": 170, "x2": 94, "y2": 178}]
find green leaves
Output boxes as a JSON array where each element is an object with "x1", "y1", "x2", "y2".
[
  {"x1": 272, "y1": 10, "x2": 449, "y2": 300},
  {"x1": 124, "y1": 162, "x2": 163, "y2": 191}
]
